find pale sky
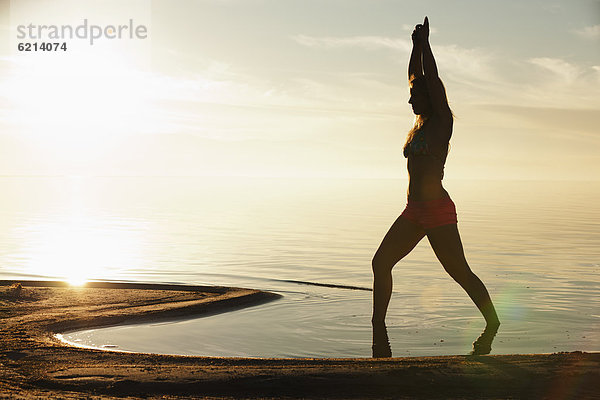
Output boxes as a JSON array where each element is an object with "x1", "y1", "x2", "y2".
[{"x1": 0, "y1": 0, "x2": 599, "y2": 179}]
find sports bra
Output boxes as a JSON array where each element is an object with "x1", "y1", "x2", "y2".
[
  {"x1": 403, "y1": 128, "x2": 430, "y2": 158},
  {"x1": 403, "y1": 127, "x2": 447, "y2": 179}
]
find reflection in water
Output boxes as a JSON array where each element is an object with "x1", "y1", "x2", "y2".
[
  {"x1": 13, "y1": 215, "x2": 145, "y2": 285},
  {"x1": 3, "y1": 177, "x2": 147, "y2": 285},
  {"x1": 470, "y1": 323, "x2": 500, "y2": 355},
  {"x1": 372, "y1": 322, "x2": 499, "y2": 357},
  {"x1": 372, "y1": 321, "x2": 392, "y2": 358}
]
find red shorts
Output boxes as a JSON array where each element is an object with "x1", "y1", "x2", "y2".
[{"x1": 400, "y1": 194, "x2": 458, "y2": 230}]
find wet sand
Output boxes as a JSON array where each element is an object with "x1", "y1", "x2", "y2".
[{"x1": 0, "y1": 280, "x2": 598, "y2": 399}]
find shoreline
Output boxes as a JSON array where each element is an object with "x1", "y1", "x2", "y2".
[{"x1": 1, "y1": 280, "x2": 598, "y2": 399}]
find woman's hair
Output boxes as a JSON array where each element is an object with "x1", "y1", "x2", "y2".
[{"x1": 403, "y1": 74, "x2": 453, "y2": 153}]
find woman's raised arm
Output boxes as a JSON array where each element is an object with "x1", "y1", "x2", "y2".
[
  {"x1": 419, "y1": 17, "x2": 452, "y2": 118},
  {"x1": 408, "y1": 25, "x2": 423, "y2": 80}
]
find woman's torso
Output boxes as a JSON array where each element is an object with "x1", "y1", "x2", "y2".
[{"x1": 405, "y1": 115, "x2": 452, "y2": 201}]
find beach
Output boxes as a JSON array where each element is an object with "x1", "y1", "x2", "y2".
[{"x1": 0, "y1": 280, "x2": 597, "y2": 399}]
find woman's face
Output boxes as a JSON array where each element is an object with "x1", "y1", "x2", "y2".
[{"x1": 408, "y1": 85, "x2": 431, "y2": 115}]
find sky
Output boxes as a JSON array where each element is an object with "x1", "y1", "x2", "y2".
[{"x1": 0, "y1": 0, "x2": 598, "y2": 180}]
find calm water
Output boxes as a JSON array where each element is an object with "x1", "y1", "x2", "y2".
[{"x1": 1, "y1": 177, "x2": 599, "y2": 357}]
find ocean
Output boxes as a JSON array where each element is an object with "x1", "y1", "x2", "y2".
[{"x1": 1, "y1": 176, "x2": 598, "y2": 357}]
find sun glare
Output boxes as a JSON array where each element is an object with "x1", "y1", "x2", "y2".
[
  {"x1": 66, "y1": 275, "x2": 88, "y2": 287},
  {"x1": 14, "y1": 211, "x2": 145, "y2": 285},
  {"x1": 1, "y1": 47, "x2": 159, "y2": 171}
]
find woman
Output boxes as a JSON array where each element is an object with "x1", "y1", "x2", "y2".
[{"x1": 371, "y1": 17, "x2": 500, "y2": 349}]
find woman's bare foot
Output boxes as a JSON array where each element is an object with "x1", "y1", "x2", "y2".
[
  {"x1": 372, "y1": 320, "x2": 392, "y2": 358},
  {"x1": 470, "y1": 322, "x2": 500, "y2": 355}
]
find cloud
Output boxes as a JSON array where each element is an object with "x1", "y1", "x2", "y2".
[
  {"x1": 292, "y1": 34, "x2": 411, "y2": 52},
  {"x1": 593, "y1": 66, "x2": 600, "y2": 84},
  {"x1": 292, "y1": 34, "x2": 496, "y2": 84},
  {"x1": 289, "y1": 34, "x2": 598, "y2": 109},
  {"x1": 528, "y1": 57, "x2": 583, "y2": 83},
  {"x1": 508, "y1": 58, "x2": 600, "y2": 108},
  {"x1": 434, "y1": 44, "x2": 497, "y2": 82},
  {"x1": 572, "y1": 25, "x2": 600, "y2": 39},
  {"x1": 475, "y1": 104, "x2": 600, "y2": 136}
]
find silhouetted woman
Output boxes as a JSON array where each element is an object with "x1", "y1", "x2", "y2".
[{"x1": 371, "y1": 17, "x2": 500, "y2": 352}]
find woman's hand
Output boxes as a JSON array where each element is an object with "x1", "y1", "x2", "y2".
[
  {"x1": 417, "y1": 16, "x2": 430, "y2": 43},
  {"x1": 411, "y1": 24, "x2": 423, "y2": 45},
  {"x1": 409, "y1": 23, "x2": 424, "y2": 78}
]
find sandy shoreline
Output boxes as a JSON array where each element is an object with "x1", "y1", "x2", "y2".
[{"x1": 1, "y1": 280, "x2": 598, "y2": 399}]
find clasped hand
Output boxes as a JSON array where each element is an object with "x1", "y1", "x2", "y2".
[{"x1": 411, "y1": 16, "x2": 430, "y2": 44}]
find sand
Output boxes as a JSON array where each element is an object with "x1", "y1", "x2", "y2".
[{"x1": 0, "y1": 280, "x2": 598, "y2": 399}]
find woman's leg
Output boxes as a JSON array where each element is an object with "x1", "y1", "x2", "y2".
[
  {"x1": 426, "y1": 224, "x2": 500, "y2": 327},
  {"x1": 372, "y1": 216, "x2": 425, "y2": 323}
]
